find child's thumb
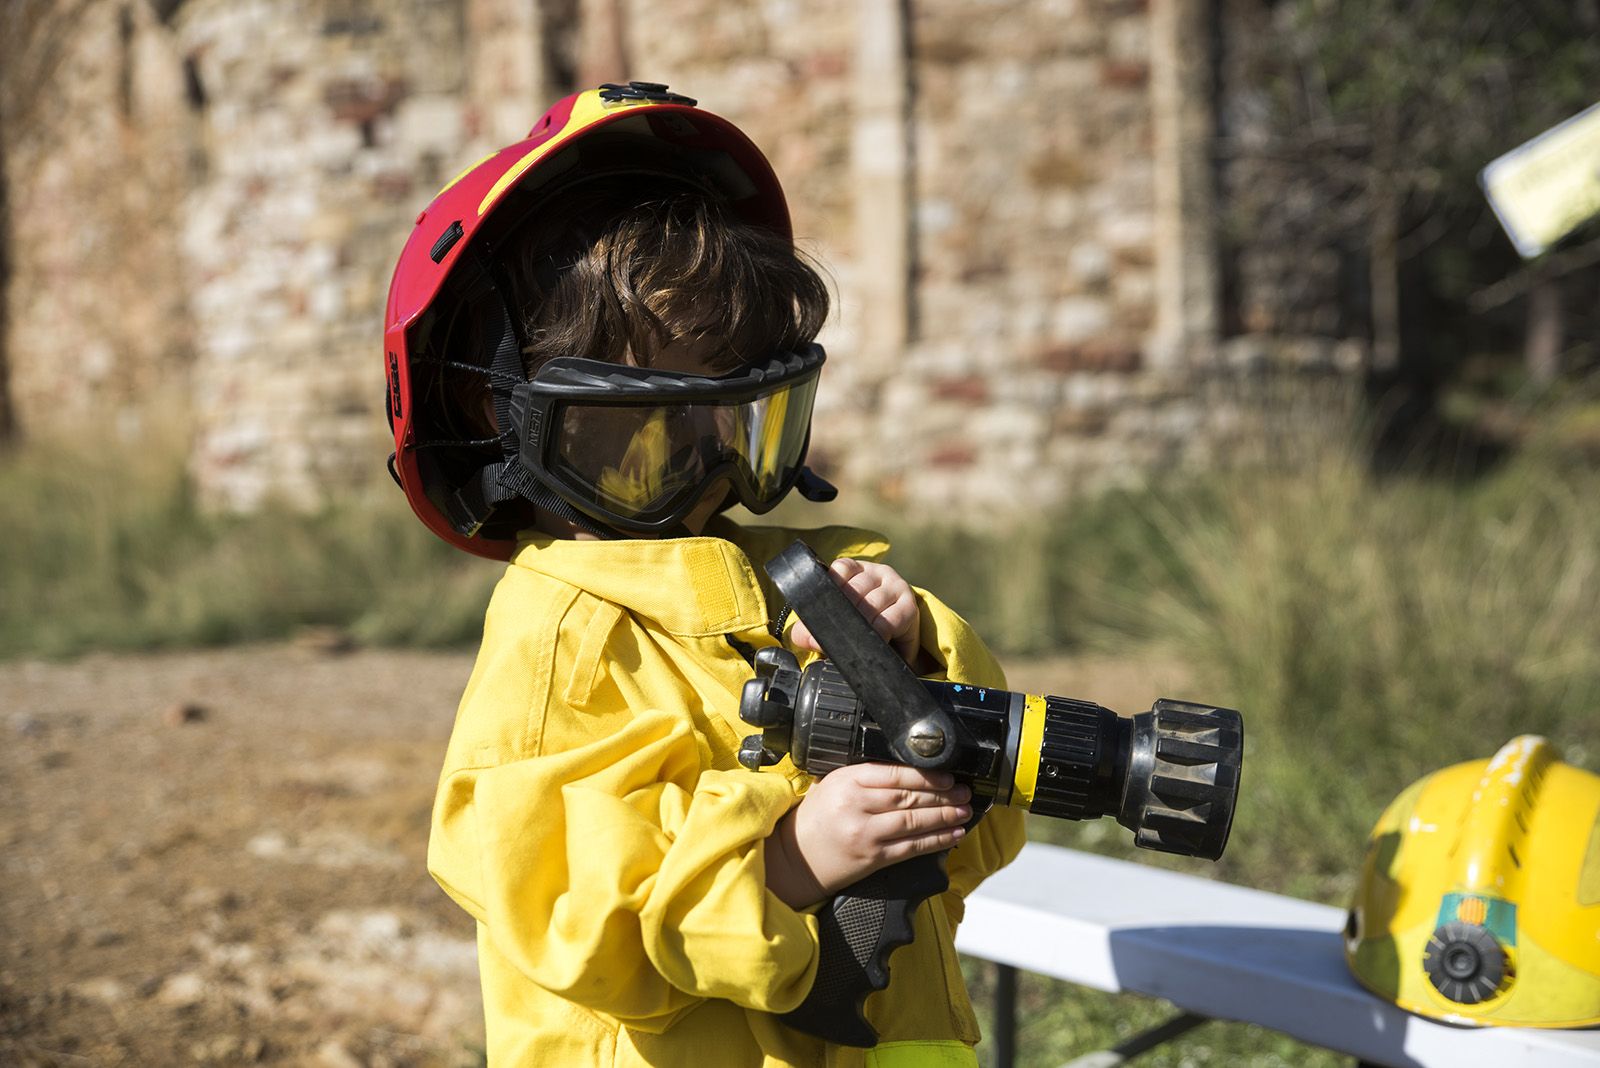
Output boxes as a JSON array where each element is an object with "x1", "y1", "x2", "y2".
[{"x1": 789, "y1": 619, "x2": 821, "y2": 652}]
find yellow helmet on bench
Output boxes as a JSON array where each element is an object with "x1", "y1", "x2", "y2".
[{"x1": 1344, "y1": 735, "x2": 1600, "y2": 1027}]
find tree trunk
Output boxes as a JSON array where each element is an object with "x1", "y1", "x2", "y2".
[
  {"x1": 1524, "y1": 278, "x2": 1564, "y2": 386},
  {"x1": 1368, "y1": 187, "x2": 1401, "y2": 374},
  {"x1": 1368, "y1": 106, "x2": 1401, "y2": 374}
]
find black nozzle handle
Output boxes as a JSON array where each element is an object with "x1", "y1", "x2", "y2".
[
  {"x1": 761, "y1": 542, "x2": 962, "y2": 1048},
  {"x1": 776, "y1": 852, "x2": 949, "y2": 1046},
  {"x1": 765, "y1": 541, "x2": 959, "y2": 769}
]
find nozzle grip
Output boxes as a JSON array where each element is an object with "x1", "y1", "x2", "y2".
[
  {"x1": 766, "y1": 541, "x2": 960, "y2": 768},
  {"x1": 777, "y1": 853, "x2": 950, "y2": 1047}
]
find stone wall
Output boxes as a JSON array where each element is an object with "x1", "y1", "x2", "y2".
[
  {"x1": 607, "y1": 0, "x2": 1227, "y2": 510},
  {"x1": 173, "y1": 0, "x2": 475, "y2": 507},
  {"x1": 872, "y1": 0, "x2": 1167, "y2": 509},
  {"x1": 2, "y1": 0, "x2": 1363, "y2": 523},
  {"x1": 4, "y1": 0, "x2": 196, "y2": 439}
]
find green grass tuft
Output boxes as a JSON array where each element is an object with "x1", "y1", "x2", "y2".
[{"x1": 0, "y1": 430, "x2": 502, "y2": 659}]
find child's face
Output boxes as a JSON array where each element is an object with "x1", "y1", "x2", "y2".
[{"x1": 679, "y1": 478, "x2": 733, "y2": 536}]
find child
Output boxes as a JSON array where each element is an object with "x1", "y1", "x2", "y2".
[{"x1": 383, "y1": 83, "x2": 1025, "y2": 1067}]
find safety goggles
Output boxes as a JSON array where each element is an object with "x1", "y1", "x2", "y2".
[{"x1": 509, "y1": 345, "x2": 825, "y2": 534}]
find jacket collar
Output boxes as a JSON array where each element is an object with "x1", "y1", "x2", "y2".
[{"x1": 509, "y1": 516, "x2": 889, "y2": 638}]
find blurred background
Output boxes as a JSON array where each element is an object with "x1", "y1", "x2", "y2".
[{"x1": 1, "y1": 1, "x2": 1597, "y2": 1065}]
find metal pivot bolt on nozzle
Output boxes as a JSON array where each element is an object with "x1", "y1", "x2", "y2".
[{"x1": 906, "y1": 719, "x2": 947, "y2": 758}]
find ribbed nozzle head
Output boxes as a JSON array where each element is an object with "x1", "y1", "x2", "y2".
[{"x1": 1118, "y1": 699, "x2": 1243, "y2": 861}]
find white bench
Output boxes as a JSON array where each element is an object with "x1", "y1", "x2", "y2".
[{"x1": 954, "y1": 843, "x2": 1600, "y2": 1067}]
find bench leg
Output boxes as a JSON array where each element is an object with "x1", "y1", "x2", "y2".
[
  {"x1": 993, "y1": 963, "x2": 1018, "y2": 1068},
  {"x1": 1057, "y1": 1011, "x2": 1208, "y2": 1068}
]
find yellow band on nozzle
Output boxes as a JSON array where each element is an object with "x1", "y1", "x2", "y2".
[{"x1": 1011, "y1": 694, "x2": 1048, "y2": 809}]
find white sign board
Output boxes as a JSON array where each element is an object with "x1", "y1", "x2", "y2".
[{"x1": 1481, "y1": 100, "x2": 1600, "y2": 259}]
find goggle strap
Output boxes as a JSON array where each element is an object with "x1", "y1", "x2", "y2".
[
  {"x1": 795, "y1": 466, "x2": 838, "y2": 503},
  {"x1": 472, "y1": 271, "x2": 529, "y2": 460},
  {"x1": 411, "y1": 434, "x2": 501, "y2": 450},
  {"x1": 452, "y1": 242, "x2": 533, "y2": 460},
  {"x1": 528, "y1": 484, "x2": 622, "y2": 541},
  {"x1": 413, "y1": 357, "x2": 525, "y2": 388},
  {"x1": 443, "y1": 460, "x2": 504, "y2": 535}
]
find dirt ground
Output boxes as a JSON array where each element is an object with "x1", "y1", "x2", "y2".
[{"x1": 0, "y1": 641, "x2": 1184, "y2": 1067}]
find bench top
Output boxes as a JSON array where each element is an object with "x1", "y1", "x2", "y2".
[{"x1": 954, "y1": 842, "x2": 1600, "y2": 1068}]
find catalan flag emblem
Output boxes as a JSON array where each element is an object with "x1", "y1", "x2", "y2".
[{"x1": 1456, "y1": 895, "x2": 1488, "y2": 926}]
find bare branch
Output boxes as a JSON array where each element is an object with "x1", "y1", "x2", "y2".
[{"x1": 1469, "y1": 239, "x2": 1600, "y2": 313}]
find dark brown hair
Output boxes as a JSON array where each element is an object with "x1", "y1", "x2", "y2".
[
  {"x1": 503, "y1": 178, "x2": 830, "y2": 375},
  {"x1": 428, "y1": 179, "x2": 830, "y2": 439}
]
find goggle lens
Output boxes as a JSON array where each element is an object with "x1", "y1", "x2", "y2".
[{"x1": 552, "y1": 374, "x2": 818, "y2": 522}]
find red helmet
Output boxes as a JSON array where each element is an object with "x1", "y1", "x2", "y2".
[{"x1": 383, "y1": 83, "x2": 793, "y2": 559}]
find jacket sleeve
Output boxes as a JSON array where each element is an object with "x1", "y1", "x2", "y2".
[
  {"x1": 428, "y1": 709, "x2": 821, "y2": 1031},
  {"x1": 912, "y1": 585, "x2": 1028, "y2": 925}
]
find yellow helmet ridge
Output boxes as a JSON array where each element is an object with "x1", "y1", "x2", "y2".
[{"x1": 1344, "y1": 735, "x2": 1600, "y2": 1027}]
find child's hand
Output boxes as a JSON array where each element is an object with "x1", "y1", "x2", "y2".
[
  {"x1": 789, "y1": 558, "x2": 922, "y2": 666},
  {"x1": 764, "y1": 763, "x2": 971, "y2": 909}
]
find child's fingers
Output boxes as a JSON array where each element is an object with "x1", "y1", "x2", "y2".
[
  {"x1": 832, "y1": 560, "x2": 891, "y2": 602},
  {"x1": 867, "y1": 804, "x2": 972, "y2": 844},
  {"x1": 789, "y1": 610, "x2": 899, "y2": 652},
  {"x1": 851, "y1": 584, "x2": 914, "y2": 640},
  {"x1": 830, "y1": 559, "x2": 891, "y2": 612},
  {"x1": 859, "y1": 781, "x2": 972, "y2": 814},
  {"x1": 876, "y1": 824, "x2": 967, "y2": 864},
  {"x1": 847, "y1": 762, "x2": 955, "y2": 792},
  {"x1": 846, "y1": 581, "x2": 896, "y2": 617},
  {"x1": 788, "y1": 618, "x2": 820, "y2": 652},
  {"x1": 787, "y1": 560, "x2": 878, "y2": 650},
  {"x1": 829, "y1": 557, "x2": 866, "y2": 583},
  {"x1": 789, "y1": 559, "x2": 920, "y2": 663}
]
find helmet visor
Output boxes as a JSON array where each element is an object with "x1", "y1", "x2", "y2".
[{"x1": 545, "y1": 364, "x2": 820, "y2": 527}]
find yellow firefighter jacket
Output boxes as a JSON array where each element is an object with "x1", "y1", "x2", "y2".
[{"x1": 428, "y1": 517, "x2": 1027, "y2": 1066}]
